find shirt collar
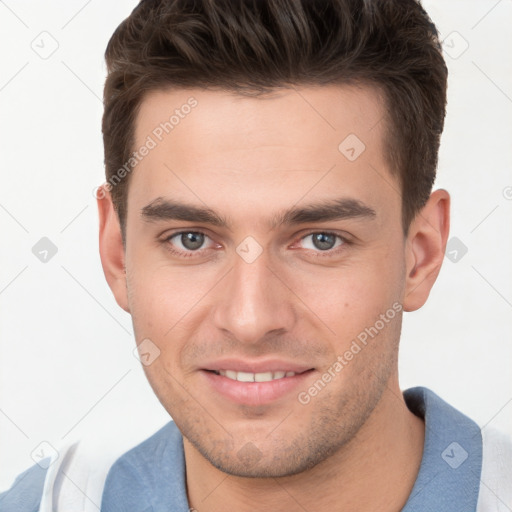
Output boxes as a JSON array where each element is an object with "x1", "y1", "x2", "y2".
[{"x1": 401, "y1": 386, "x2": 483, "y2": 511}]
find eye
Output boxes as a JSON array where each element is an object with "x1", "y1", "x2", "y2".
[
  {"x1": 166, "y1": 231, "x2": 215, "y2": 254},
  {"x1": 299, "y1": 232, "x2": 345, "y2": 252}
]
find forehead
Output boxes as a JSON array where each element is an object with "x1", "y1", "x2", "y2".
[
  {"x1": 134, "y1": 84, "x2": 386, "y2": 155},
  {"x1": 128, "y1": 84, "x2": 398, "y2": 228}
]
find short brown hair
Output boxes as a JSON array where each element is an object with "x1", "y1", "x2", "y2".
[{"x1": 102, "y1": 0, "x2": 447, "y2": 237}]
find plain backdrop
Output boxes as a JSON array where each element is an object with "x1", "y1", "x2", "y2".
[{"x1": 1, "y1": 0, "x2": 511, "y2": 491}]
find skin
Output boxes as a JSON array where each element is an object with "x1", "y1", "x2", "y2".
[{"x1": 98, "y1": 85, "x2": 450, "y2": 511}]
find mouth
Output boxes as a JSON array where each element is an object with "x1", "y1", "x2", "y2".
[
  {"x1": 209, "y1": 369, "x2": 299, "y2": 382},
  {"x1": 201, "y1": 363, "x2": 315, "y2": 406}
]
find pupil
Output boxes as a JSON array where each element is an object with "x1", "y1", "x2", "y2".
[
  {"x1": 313, "y1": 233, "x2": 335, "y2": 250},
  {"x1": 182, "y1": 232, "x2": 204, "y2": 250}
]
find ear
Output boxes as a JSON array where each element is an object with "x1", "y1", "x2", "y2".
[
  {"x1": 403, "y1": 189, "x2": 450, "y2": 312},
  {"x1": 97, "y1": 185, "x2": 130, "y2": 313}
]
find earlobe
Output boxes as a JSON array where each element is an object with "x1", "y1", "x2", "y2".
[
  {"x1": 97, "y1": 185, "x2": 130, "y2": 313},
  {"x1": 403, "y1": 189, "x2": 450, "y2": 312}
]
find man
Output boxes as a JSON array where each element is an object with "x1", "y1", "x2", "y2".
[{"x1": 1, "y1": 0, "x2": 511, "y2": 510}]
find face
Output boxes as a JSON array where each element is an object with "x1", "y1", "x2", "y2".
[{"x1": 115, "y1": 85, "x2": 410, "y2": 477}]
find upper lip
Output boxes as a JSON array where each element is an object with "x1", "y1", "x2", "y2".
[{"x1": 201, "y1": 358, "x2": 314, "y2": 374}]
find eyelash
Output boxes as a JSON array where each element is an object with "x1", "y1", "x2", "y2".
[{"x1": 162, "y1": 230, "x2": 349, "y2": 259}]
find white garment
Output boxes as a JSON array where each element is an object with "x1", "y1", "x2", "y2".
[
  {"x1": 39, "y1": 438, "x2": 133, "y2": 512},
  {"x1": 476, "y1": 426, "x2": 512, "y2": 511}
]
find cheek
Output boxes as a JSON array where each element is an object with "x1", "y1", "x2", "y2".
[
  {"x1": 126, "y1": 257, "x2": 213, "y2": 337},
  {"x1": 125, "y1": 258, "x2": 223, "y2": 388},
  {"x1": 286, "y1": 255, "x2": 404, "y2": 340},
  {"x1": 126, "y1": 266, "x2": 195, "y2": 401}
]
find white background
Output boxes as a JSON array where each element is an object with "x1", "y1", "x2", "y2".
[{"x1": 1, "y1": 0, "x2": 511, "y2": 491}]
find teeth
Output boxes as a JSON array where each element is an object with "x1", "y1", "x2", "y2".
[
  {"x1": 217, "y1": 370, "x2": 296, "y2": 382},
  {"x1": 254, "y1": 372, "x2": 273, "y2": 382},
  {"x1": 236, "y1": 371, "x2": 254, "y2": 382}
]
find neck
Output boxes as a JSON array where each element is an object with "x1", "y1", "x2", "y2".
[{"x1": 184, "y1": 378, "x2": 425, "y2": 512}]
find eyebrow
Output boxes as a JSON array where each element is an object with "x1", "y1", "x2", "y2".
[{"x1": 141, "y1": 197, "x2": 376, "y2": 229}]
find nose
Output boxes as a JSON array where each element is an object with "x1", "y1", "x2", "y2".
[{"x1": 212, "y1": 249, "x2": 297, "y2": 345}]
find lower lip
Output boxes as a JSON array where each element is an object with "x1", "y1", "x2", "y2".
[{"x1": 201, "y1": 370, "x2": 315, "y2": 406}]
